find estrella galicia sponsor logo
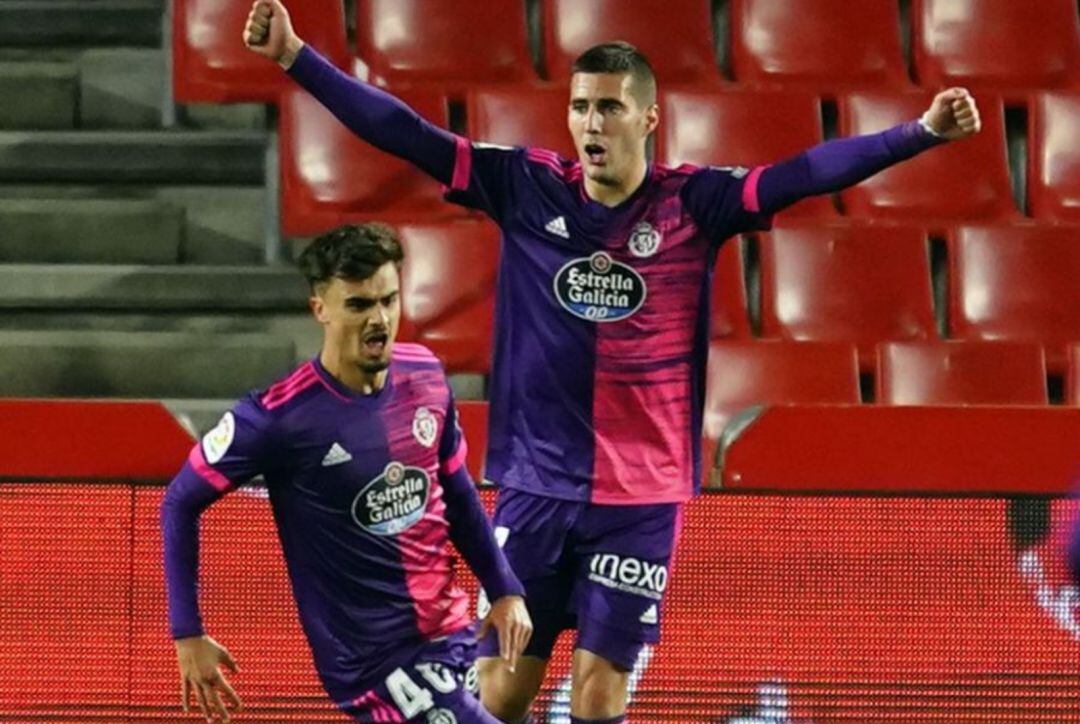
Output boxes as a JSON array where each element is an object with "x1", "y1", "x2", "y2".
[
  {"x1": 553, "y1": 251, "x2": 646, "y2": 323},
  {"x1": 351, "y1": 462, "x2": 430, "y2": 536},
  {"x1": 588, "y1": 553, "x2": 668, "y2": 600}
]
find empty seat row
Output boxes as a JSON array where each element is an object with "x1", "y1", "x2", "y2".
[
  {"x1": 277, "y1": 86, "x2": 1080, "y2": 232},
  {"x1": 703, "y1": 339, "x2": 1068, "y2": 438},
  {"x1": 173, "y1": 0, "x2": 1080, "y2": 103}
]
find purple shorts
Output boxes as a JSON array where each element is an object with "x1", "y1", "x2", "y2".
[
  {"x1": 477, "y1": 487, "x2": 681, "y2": 671},
  {"x1": 338, "y1": 626, "x2": 499, "y2": 723}
]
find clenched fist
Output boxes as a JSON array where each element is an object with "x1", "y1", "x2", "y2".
[
  {"x1": 242, "y1": 0, "x2": 304, "y2": 69},
  {"x1": 922, "y1": 88, "x2": 981, "y2": 141}
]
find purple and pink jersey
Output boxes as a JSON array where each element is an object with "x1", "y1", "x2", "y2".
[
  {"x1": 161, "y1": 343, "x2": 522, "y2": 703},
  {"x1": 286, "y1": 46, "x2": 944, "y2": 507}
]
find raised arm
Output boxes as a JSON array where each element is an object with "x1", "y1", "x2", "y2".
[
  {"x1": 756, "y1": 88, "x2": 982, "y2": 215},
  {"x1": 243, "y1": 0, "x2": 460, "y2": 185}
]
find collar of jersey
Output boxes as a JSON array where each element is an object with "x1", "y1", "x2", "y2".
[{"x1": 311, "y1": 354, "x2": 393, "y2": 403}]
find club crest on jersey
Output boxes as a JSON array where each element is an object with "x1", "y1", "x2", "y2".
[
  {"x1": 553, "y1": 251, "x2": 646, "y2": 323},
  {"x1": 201, "y1": 412, "x2": 235, "y2": 465},
  {"x1": 351, "y1": 462, "x2": 430, "y2": 536},
  {"x1": 412, "y1": 407, "x2": 438, "y2": 448},
  {"x1": 627, "y1": 221, "x2": 661, "y2": 258}
]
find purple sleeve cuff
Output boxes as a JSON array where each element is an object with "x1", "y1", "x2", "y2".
[
  {"x1": 440, "y1": 467, "x2": 524, "y2": 601},
  {"x1": 286, "y1": 44, "x2": 458, "y2": 185},
  {"x1": 757, "y1": 119, "x2": 947, "y2": 215},
  {"x1": 161, "y1": 459, "x2": 226, "y2": 639}
]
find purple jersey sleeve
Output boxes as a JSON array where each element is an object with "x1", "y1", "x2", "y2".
[
  {"x1": 438, "y1": 395, "x2": 524, "y2": 601},
  {"x1": 680, "y1": 165, "x2": 775, "y2": 241},
  {"x1": 755, "y1": 120, "x2": 946, "y2": 215},
  {"x1": 286, "y1": 44, "x2": 461, "y2": 187},
  {"x1": 161, "y1": 395, "x2": 273, "y2": 639},
  {"x1": 442, "y1": 143, "x2": 527, "y2": 222}
]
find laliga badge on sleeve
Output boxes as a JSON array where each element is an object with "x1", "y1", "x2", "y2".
[{"x1": 202, "y1": 412, "x2": 235, "y2": 465}]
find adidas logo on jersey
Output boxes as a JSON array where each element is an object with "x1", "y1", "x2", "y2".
[
  {"x1": 545, "y1": 215, "x2": 569, "y2": 239},
  {"x1": 321, "y1": 442, "x2": 352, "y2": 467},
  {"x1": 640, "y1": 604, "x2": 658, "y2": 625}
]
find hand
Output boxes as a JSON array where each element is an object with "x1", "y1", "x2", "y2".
[
  {"x1": 477, "y1": 595, "x2": 533, "y2": 673},
  {"x1": 921, "y1": 87, "x2": 981, "y2": 141},
  {"x1": 175, "y1": 635, "x2": 243, "y2": 723},
  {"x1": 242, "y1": 0, "x2": 304, "y2": 69}
]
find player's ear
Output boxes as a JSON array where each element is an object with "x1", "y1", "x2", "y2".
[
  {"x1": 643, "y1": 103, "x2": 659, "y2": 136},
  {"x1": 309, "y1": 293, "x2": 327, "y2": 323}
]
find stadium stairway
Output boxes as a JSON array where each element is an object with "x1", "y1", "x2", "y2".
[{"x1": 0, "y1": 0, "x2": 315, "y2": 432}]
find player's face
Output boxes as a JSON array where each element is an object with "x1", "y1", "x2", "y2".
[
  {"x1": 568, "y1": 72, "x2": 658, "y2": 189},
  {"x1": 312, "y1": 262, "x2": 401, "y2": 374}
]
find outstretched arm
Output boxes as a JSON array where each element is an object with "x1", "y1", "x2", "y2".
[
  {"x1": 162, "y1": 463, "x2": 243, "y2": 723},
  {"x1": 756, "y1": 88, "x2": 982, "y2": 215},
  {"x1": 243, "y1": 0, "x2": 459, "y2": 185}
]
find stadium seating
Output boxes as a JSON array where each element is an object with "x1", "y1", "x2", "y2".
[
  {"x1": 703, "y1": 340, "x2": 861, "y2": 439},
  {"x1": 658, "y1": 88, "x2": 836, "y2": 218},
  {"x1": 758, "y1": 223, "x2": 937, "y2": 369},
  {"x1": 730, "y1": 0, "x2": 910, "y2": 94},
  {"x1": 396, "y1": 219, "x2": 500, "y2": 374},
  {"x1": 949, "y1": 223, "x2": 1080, "y2": 375},
  {"x1": 712, "y1": 239, "x2": 752, "y2": 340},
  {"x1": 912, "y1": 0, "x2": 1080, "y2": 98},
  {"x1": 1068, "y1": 345, "x2": 1080, "y2": 406},
  {"x1": 541, "y1": 0, "x2": 718, "y2": 83},
  {"x1": 465, "y1": 84, "x2": 576, "y2": 158},
  {"x1": 876, "y1": 341, "x2": 1048, "y2": 405},
  {"x1": 1028, "y1": 92, "x2": 1080, "y2": 222},
  {"x1": 278, "y1": 86, "x2": 458, "y2": 238},
  {"x1": 453, "y1": 400, "x2": 489, "y2": 478},
  {"x1": 354, "y1": 0, "x2": 535, "y2": 89},
  {"x1": 172, "y1": 0, "x2": 349, "y2": 103},
  {"x1": 837, "y1": 91, "x2": 1017, "y2": 223}
]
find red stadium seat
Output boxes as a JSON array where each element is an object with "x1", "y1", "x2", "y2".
[
  {"x1": 465, "y1": 84, "x2": 576, "y2": 158},
  {"x1": 278, "y1": 86, "x2": 459, "y2": 238},
  {"x1": 712, "y1": 239, "x2": 752, "y2": 339},
  {"x1": 658, "y1": 88, "x2": 836, "y2": 219},
  {"x1": 1028, "y1": 92, "x2": 1080, "y2": 222},
  {"x1": 837, "y1": 91, "x2": 1017, "y2": 223},
  {"x1": 913, "y1": 0, "x2": 1080, "y2": 98},
  {"x1": 948, "y1": 223, "x2": 1080, "y2": 375},
  {"x1": 730, "y1": 0, "x2": 910, "y2": 94},
  {"x1": 354, "y1": 0, "x2": 535, "y2": 89},
  {"x1": 172, "y1": 0, "x2": 349, "y2": 104},
  {"x1": 1068, "y1": 345, "x2": 1080, "y2": 406},
  {"x1": 703, "y1": 340, "x2": 861, "y2": 440},
  {"x1": 541, "y1": 0, "x2": 718, "y2": 83},
  {"x1": 397, "y1": 219, "x2": 500, "y2": 374},
  {"x1": 759, "y1": 223, "x2": 937, "y2": 369},
  {"x1": 876, "y1": 341, "x2": 1048, "y2": 405}
]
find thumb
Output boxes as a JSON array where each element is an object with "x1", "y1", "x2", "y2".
[{"x1": 218, "y1": 645, "x2": 240, "y2": 674}]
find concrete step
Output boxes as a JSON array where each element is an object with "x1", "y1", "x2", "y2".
[
  {"x1": 0, "y1": 62, "x2": 77, "y2": 129},
  {"x1": 0, "y1": 184, "x2": 267, "y2": 263},
  {"x1": 0, "y1": 311, "x2": 320, "y2": 360},
  {"x1": 0, "y1": 1, "x2": 163, "y2": 48},
  {"x1": 79, "y1": 48, "x2": 164, "y2": 130},
  {"x1": 0, "y1": 198, "x2": 183, "y2": 263},
  {"x1": 0, "y1": 330, "x2": 296, "y2": 398},
  {"x1": 0, "y1": 264, "x2": 308, "y2": 310},
  {"x1": 0, "y1": 131, "x2": 265, "y2": 184}
]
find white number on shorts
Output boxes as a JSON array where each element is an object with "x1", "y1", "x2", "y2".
[
  {"x1": 385, "y1": 668, "x2": 434, "y2": 718},
  {"x1": 416, "y1": 663, "x2": 458, "y2": 694}
]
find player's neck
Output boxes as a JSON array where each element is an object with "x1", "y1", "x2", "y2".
[
  {"x1": 583, "y1": 158, "x2": 649, "y2": 208},
  {"x1": 319, "y1": 349, "x2": 388, "y2": 395}
]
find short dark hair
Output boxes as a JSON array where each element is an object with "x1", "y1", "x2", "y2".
[
  {"x1": 571, "y1": 41, "x2": 657, "y2": 106},
  {"x1": 298, "y1": 223, "x2": 404, "y2": 291}
]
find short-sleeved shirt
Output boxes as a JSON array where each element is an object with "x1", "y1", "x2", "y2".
[
  {"x1": 185, "y1": 343, "x2": 473, "y2": 700},
  {"x1": 446, "y1": 142, "x2": 771, "y2": 504}
]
